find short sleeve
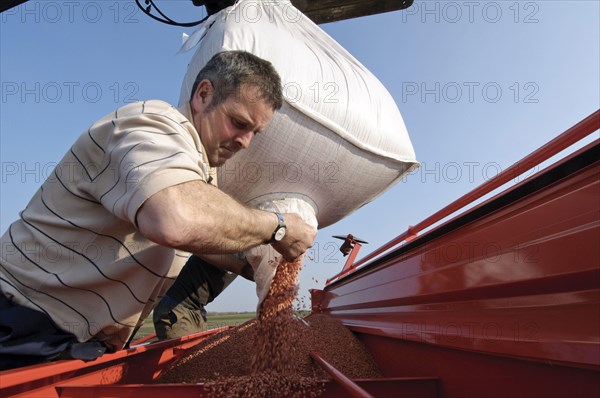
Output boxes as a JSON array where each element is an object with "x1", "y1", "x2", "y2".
[{"x1": 73, "y1": 101, "x2": 209, "y2": 225}]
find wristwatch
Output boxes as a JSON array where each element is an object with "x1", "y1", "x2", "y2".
[{"x1": 271, "y1": 212, "x2": 287, "y2": 242}]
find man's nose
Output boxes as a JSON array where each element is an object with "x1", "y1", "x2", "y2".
[{"x1": 235, "y1": 131, "x2": 253, "y2": 150}]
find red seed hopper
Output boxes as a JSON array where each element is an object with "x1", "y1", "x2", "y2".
[{"x1": 1, "y1": 111, "x2": 598, "y2": 397}]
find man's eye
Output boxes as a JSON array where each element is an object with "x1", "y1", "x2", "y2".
[{"x1": 232, "y1": 118, "x2": 246, "y2": 129}]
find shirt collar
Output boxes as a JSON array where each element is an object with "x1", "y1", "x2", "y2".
[{"x1": 177, "y1": 101, "x2": 218, "y2": 186}]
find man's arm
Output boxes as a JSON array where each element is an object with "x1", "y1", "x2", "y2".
[
  {"x1": 198, "y1": 253, "x2": 254, "y2": 281},
  {"x1": 136, "y1": 180, "x2": 315, "y2": 261}
]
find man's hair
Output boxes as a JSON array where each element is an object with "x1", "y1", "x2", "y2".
[{"x1": 190, "y1": 51, "x2": 283, "y2": 110}]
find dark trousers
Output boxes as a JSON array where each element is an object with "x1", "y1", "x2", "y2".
[
  {"x1": 0, "y1": 292, "x2": 106, "y2": 370},
  {"x1": 153, "y1": 255, "x2": 237, "y2": 339}
]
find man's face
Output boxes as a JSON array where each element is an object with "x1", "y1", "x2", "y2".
[{"x1": 191, "y1": 80, "x2": 275, "y2": 167}]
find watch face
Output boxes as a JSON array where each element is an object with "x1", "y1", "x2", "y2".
[{"x1": 274, "y1": 227, "x2": 286, "y2": 241}]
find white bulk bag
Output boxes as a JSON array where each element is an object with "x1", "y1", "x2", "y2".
[{"x1": 179, "y1": 0, "x2": 419, "y2": 230}]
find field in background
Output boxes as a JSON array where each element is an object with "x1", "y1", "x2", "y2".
[
  {"x1": 133, "y1": 312, "x2": 256, "y2": 340},
  {"x1": 133, "y1": 310, "x2": 311, "y2": 341}
]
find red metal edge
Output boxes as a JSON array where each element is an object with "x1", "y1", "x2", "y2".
[
  {"x1": 326, "y1": 109, "x2": 600, "y2": 285},
  {"x1": 1, "y1": 326, "x2": 232, "y2": 398},
  {"x1": 54, "y1": 377, "x2": 440, "y2": 398},
  {"x1": 310, "y1": 351, "x2": 375, "y2": 398}
]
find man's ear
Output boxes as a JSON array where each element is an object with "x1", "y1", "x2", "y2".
[{"x1": 191, "y1": 79, "x2": 214, "y2": 112}]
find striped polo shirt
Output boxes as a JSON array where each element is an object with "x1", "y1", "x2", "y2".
[{"x1": 0, "y1": 100, "x2": 216, "y2": 350}]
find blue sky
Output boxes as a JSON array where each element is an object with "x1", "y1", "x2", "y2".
[{"x1": 1, "y1": 1, "x2": 599, "y2": 312}]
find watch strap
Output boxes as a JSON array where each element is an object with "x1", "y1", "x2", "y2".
[{"x1": 270, "y1": 212, "x2": 286, "y2": 242}]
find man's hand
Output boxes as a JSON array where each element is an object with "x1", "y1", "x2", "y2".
[{"x1": 270, "y1": 212, "x2": 316, "y2": 262}]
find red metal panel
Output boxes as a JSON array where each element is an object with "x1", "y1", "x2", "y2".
[
  {"x1": 0, "y1": 327, "x2": 231, "y2": 398},
  {"x1": 358, "y1": 334, "x2": 600, "y2": 398},
  {"x1": 54, "y1": 378, "x2": 440, "y2": 398},
  {"x1": 315, "y1": 143, "x2": 600, "y2": 396}
]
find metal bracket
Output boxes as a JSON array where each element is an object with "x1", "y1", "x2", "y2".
[{"x1": 332, "y1": 234, "x2": 369, "y2": 274}]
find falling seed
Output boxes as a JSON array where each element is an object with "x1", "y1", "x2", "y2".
[{"x1": 157, "y1": 257, "x2": 380, "y2": 397}]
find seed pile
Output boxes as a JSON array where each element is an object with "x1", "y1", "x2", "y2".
[{"x1": 156, "y1": 257, "x2": 380, "y2": 397}]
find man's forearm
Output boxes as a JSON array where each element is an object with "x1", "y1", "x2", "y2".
[{"x1": 137, "y1": 180, "x2": 277, "y2": 255}]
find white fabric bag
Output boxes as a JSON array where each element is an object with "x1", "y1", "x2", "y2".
[{"x1": 179, "y1": 0, "x2": 419, "y2": 304}]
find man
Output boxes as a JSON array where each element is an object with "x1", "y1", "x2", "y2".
[{"x1": 0, "y1": 51, "x2": 316, "y2": 369}]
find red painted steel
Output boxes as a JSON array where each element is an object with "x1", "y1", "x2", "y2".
[
  {"x1": 315, "y1": 129, "x2": 600, "y2": 396},
  {"x1": 310, "y1": 351, "x2": 375, "y2": 398},
  {"x1": 327, "y1": 110, "x2": 600, "y2": 284},
  {"x1": 0, "y1": 327, "x2": 231, "y2": 398},
  {"x1": 54, "y1": 378, "x2": 440, "y2": 398},
  {"x1": 358, "y1": 334, "x2": 599, "y2": 398},
  {"x1": 338, "y1": 234, "x2": 366, "y2": 275}
]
